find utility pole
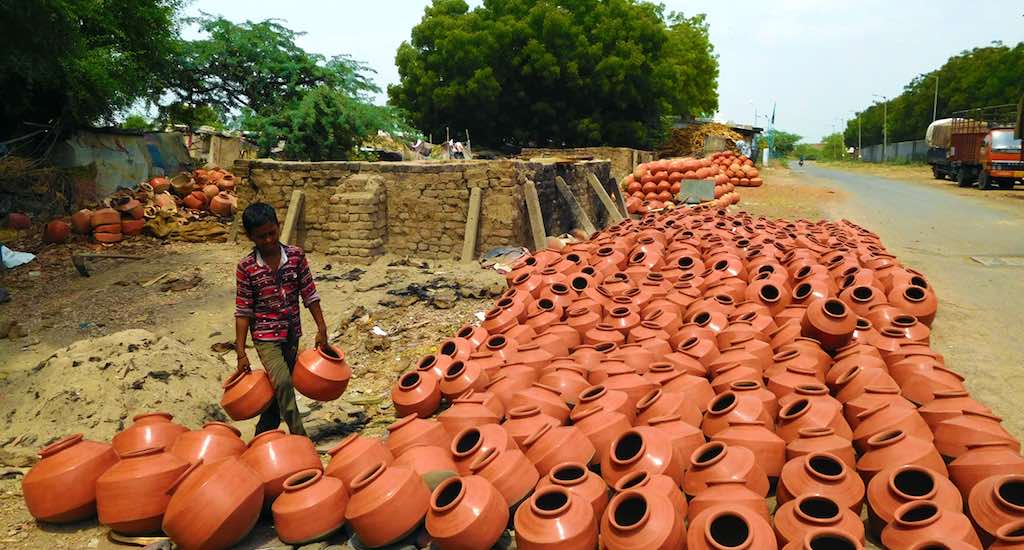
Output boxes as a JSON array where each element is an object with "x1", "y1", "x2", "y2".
[{"x1": 933, "y1": 74, "x2": 940, "y2": 121}]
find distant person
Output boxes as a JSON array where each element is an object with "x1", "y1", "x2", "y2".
[
  {"x1": 799, "y1": 154, "x2": 805, "y2": 166},
  {"x1": 453, "y1": 141, "x2": 466, "y2": 159},
  {"x1": 234, "y1": 203, "x2": 329, "y2": 436}
]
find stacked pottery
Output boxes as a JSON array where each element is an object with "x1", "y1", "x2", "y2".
[
  {"x1": 22, "y1": 434, "x2": 118, "y2": 523},
  {"x1": 240, "y1": 430, "x2": 322, "y2": 501},
  {"x1": 163, "y1": 457, "x2": 264, "y2": 550}
]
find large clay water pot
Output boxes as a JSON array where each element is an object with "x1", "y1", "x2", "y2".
[
  {"x1": 112, "y1": 412, "x2": 188, "y2": 456},
  {"x1": 293, "y1": 345, "x2": 351, "y2": 401},
  {"x1": 162, "y1": 457, "x2": 264, "y2": 550},
  {"x1": 325, "y1": 433, "x2": 394, "y2": 490},
  {"x1": 426, "y1": 475, "x2": 509, "y2": 550},
  {"x1": 345, "y1": 462, "x2": 431, "y2": 548},
  {"x1": 96, "y1": 447, "x2": 190, "y2": 534},
  {"x1": 240, "y1": 430, "x2": 322, "y2": 501},
  {"x1": 513, "y1": 486, "x2": 598, "y2": 550},
  {"x1": 601, "y1": 489, "x2": 685, "y2": 550},
  {"x1": 272, "y1": 469, "x2": 349, "y2": 545},
  {"x1": 220, "y1": 367, "x2": 274, "y2": 421},
  {"x1": 22, "y1": 434, "x2": 118, "y2": 523},
  {"x1": 169, "y1": 421, "x2": 246, "y2": 465}
]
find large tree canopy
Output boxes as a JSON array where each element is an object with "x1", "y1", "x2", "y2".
[
  {"x1": 0, "y1": 0, "x2": 182, "y2": 135},
  {"x1": 389, "y1": 0, "x2": 719, "y2": 149},
  {"x1": 846, "y1": 43, "x2": 1024, "y2": 147}
]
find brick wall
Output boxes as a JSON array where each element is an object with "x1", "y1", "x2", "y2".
[
  {"x1": 234, "y1": 159, "x2": 613, "y2": 263},
  {"x1": 519, "y1": 147, "x2": 655, "y2": 182}
]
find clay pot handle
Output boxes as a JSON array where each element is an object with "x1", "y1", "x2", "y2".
[
  {"x1": 523, "y1": 423, "x2": 553, "y2": 447},
  {"x1": 166, "y1": 459, "x2": 203, "y2": 496},
  {"x1": 469, "y1": 447, "x2": 499, "y2": 472},
  {"x1": 39, "y1": 433, "x2": 84, "y2": 458}
]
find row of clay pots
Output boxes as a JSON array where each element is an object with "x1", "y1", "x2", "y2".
[{"x1": 369, "y1": 205, "x2": 1023, "y2": 549}]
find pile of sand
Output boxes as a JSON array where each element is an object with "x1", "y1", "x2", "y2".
[{"x1": 0, "y1": 329, "x2": 229, "y2": 465}]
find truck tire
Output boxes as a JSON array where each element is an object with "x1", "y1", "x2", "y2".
[
  {"x1": 931, "y1": 166, "x2": 945, "y2": 180},
  {"x1": 956, "y1": 169, "x2": 972, "y2": 188},
  {"x1": 979, "y1": 172, "x2": 993, "y2": 190},
  {"x1": 1000, "y1": 179, "x2": 1014, "y2": 190}
]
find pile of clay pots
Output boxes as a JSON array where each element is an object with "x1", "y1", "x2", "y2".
[
  {"x1": 20, "y1": 345, "x2": 352, "y2": 550},
  {"x1": 370, "y1": 205, "x2": 1020, "y2": 549},
  {"x1": 623, "y1": 151, "x2": 761, "y2": 215}
]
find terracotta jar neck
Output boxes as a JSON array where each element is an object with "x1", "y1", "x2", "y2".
[
  {"x1": 804, "y1": 453, "x2": 847, "y2": 483},
  {"x1": 703, "y1": 511, "x2": 753, "y2": 550},
  {"x1": 794, "y1": 495, "x2": 842, "y2": 526},
  {"x1": 995, "y1": 477, "x2": 1024, "y2": 515},
  {"x1": 608, "y1": 492, "x2": 651, "y2": 532},
  {"x1": 889, "y1": 467, "x2": 938, "y2": 501}
]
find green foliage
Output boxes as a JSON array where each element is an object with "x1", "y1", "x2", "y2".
[
  {"x1": 121, "y1": 114, "x2": 154, "y2": 131},
  {"x1": 0, "y1": 0, "x2": 183, "y2": 135},
  {"x1": 757, "y1": 129, "x2": 801, "y2": 157},
  {"x1": 163, "y1": 15, "x2": 416, "y2": 159},
  {"x1": 389, "y1": 0, "x2": 719, "y2": 149},
  {"x1": 818, "y1": 133, "x2": 847, "y2": 161},
  {"x1": 792, "y1": 143, "x2": 819, "y2": 160},
  {"x1": 846, "y1": 43, "x2": 1024, "y2": 147}
]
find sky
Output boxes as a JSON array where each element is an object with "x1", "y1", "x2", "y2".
[{"x1": 185, "y1": 0, "x2": 1024, "y2": 143}]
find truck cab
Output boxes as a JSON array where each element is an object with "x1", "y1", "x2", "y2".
[{"x1": 978, "y1": 128, "x2": 1024, "y2": 189}]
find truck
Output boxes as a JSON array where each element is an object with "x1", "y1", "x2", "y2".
[{"x1": 927, "y1": 103, "x2": 1023, "y2": 190}]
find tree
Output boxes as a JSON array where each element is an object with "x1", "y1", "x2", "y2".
[
  {"x1": 0, "y1": 0, "x2": 183, "y2": 136},
  {"x1": 818, "y1": 133, "x2": 846, "y2": 161},
  {"x1": 758, "y1": 129, "x2": 801, "y2": 157},
  {"x1": 389, "y1": 0, "x2": 719, "y2": 149},
  {"x1": 846, "y1": 43, "x2": 1024, "y2": 147},
  {"x1": 163, "y1": 16, "x2": 416, "y2": 159}
]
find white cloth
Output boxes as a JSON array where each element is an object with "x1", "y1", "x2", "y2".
[{"x1": 1, "y1": 245, "x2": 35, "y2": 269}]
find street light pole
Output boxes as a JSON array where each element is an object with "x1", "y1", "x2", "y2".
[{"x1": 933, "y1": 74, "x2": 940, "y2": 121}]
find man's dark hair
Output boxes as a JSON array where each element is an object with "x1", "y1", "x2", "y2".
[{"x1": 242, "y1": 202, "x2": 279, "y2": 235}]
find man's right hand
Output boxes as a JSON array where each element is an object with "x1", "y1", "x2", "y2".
[{"x1": 236, "y1": 352, "x2": 251, "y2": 372}]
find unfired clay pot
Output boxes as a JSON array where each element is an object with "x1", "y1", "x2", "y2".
[
  {"x1": 22, "y1": 434, "x2": 118, "y2": 523},
  {"x1": 345, "y1": 462, "x2": 431, "y2": 548}
]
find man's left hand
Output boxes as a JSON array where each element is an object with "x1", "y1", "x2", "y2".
[{"x1": 315, "y1": 329, "x2": 328, "y2": 350}]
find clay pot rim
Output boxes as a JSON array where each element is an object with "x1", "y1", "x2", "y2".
[
  {"x1": 834, "y1": 366, "x2": 862, "y2": 386},
  {"x1": 607, "y1": 490, "x2": 652, "y2": 531},
  {"x1": 131, "y1": 411, "x2": 174, "y2": 423},
  {"x1": 578, "y1": 385, "x2": 607, "y2": 402},
  {"x1": 964, "y1": 441, "x2": 1018, "y2": 451},
  {"x1": 120, "y1": 446, "x2": 166, "y2": 459},
  {"x1": 613, "y1": 470, "x2": 651, "y2": 491},
  {"x1": 792, "y1": 494, "x2": 843, "y2": 524},
  {"x1": 892, "y1": 500, "x2": 941, "y2": 528},
  {"x1": 201, "y1": 421, "x2": 242, "y2": 437},
  {"x1": 350, "y1": 461, "x2": 389, "y2": 492},
  {"x1": 702, "y1": 508, "x2": 753, "y2": 549},
  {"x1": 456, "y1": 325, "x2": 479, "y2": 339},
  {"x1": 797, "y1": 426, "x2": 835, "y2": 438},
  {"x1": 779, "y1": 398, "x2": 811, "y2": 421},
  {"x1": 996, "y1": 519, "x2": 1024, "y2": 542},
  {"x1": 166, "y1": 458, "x2": 203, "y2": 496},
  {"x1": 387, "y1": 414, "x2": 422, "y2": 433},
  {"x1": 636, "y1": 388, "x2": 663, "y2": 410},
  {"x1": 995, "y1": 475, "x2": 1024, "y2": 513},
  {"x1": 773, "y1": 349, "x2": 800, "y2": 361},
  {"x1": 821, "y1": 299, "x2": 849, "y2": 319},
  {"x1": 283, "y1": 468, "x2": 324, "y2": 492},
  {"x1": 887, "y1": 465, "x2": 939, "y2": 501},
  {"x1": 804, "y1": 452, "x2": 847, "y2": 482},
  {"x1": 867, "y1": 429, "x2": 908, "y2": 449},
  {"x1": 648, "y1": 414, "x2": 684, "y2": 427},
  {"x1": 799, "y1": 529, "x2": 861, "y2": 550},
  {"x1": 548, "y1": 462, "x2": 589, "y2": 487},
  {"x1": 569, "y1": 405, "x2": 605, "y2": 422},
  {"x1": 795, "y1": 383, "x2": 829, "y2": 395},
  {"x1": 930, "y1": 389, "x2": 970, "y2": 399},
  {"x1": 708, "y1": 391, "x2": 738, "y2": 415},
  {"x1": 903, "y1": 286, "x2": 927, "y2": 303},
  {"x1": 250, "y1": 429, "x2": 287, "y2": 448},
  {"x1": 327, "y1": 433, "x2": 364, "y2": 457},
  {"x1": 730, "y1": 380, "x2": 764, "y2": 391},
  {"x1": 611, "y1": 430, "x2": 647, "y2": 466},
  {"x1": 430, "y1": 476, "x2": 469, "y2": 513},
  {"x1": 39, "y1": 433, "x2": 85, "y2": 458},
  {"x1": 223, "y1": 367, "x2": 261, "y2": 390},
  {"x1": 691, "y1": 441, "x2": 728, "y2": 468},
  {"x1": 529, "y1": 486, "x2": 574, "y2": 518}
]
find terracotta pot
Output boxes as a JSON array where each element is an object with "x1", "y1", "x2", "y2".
[
  {"x1": 96, "y1": 447, "x2": 190, "y2": 534},
  {"x1": 220, "y1": 367, "x2": 274, "y2": 421},
  {"x1": 645, "y1": 415, "x2": 705, "y2": 469},
  {"x1": 568, "y1": 406, "x2": 631, "y2": 465},
  {"x1": 293, "y1": 345, "x2": 351, "y2": 401},
  {"x1": 209, "y1": 191, "x2": 235, "y2": 217},
  {"x1": 386, "y1": 414, "x2": 450, "y2": 457},
  {"x1": 682, "y1": 441, "x2": 769, "y2": 498},
  {"x1": 326, "y1": 433, "x2": 394, "y2": 490},
  {"x1": 418, "y1": 353, "x2": 453, "y2": 380},
  {"x1": 501, "y1": 405, "x2": 560, "y2": 448},
  {"x1": 801, "y1": 298, "x2": 856, "y2": 351},
  {"x1": 933, "y1": 411, "x2": 1019, "y2": 459},
  {"x1": 866, "y1": 465, "x2": 962, "y2": 539},
  {"x1": 711, "y1": 420, "x2": 785, "y2": 478},
  {"x1": 513, "y1": 487, "x2": 598, "y2": 550},
  {"x1": 702, "y1": 390, "x2": 772, "y2": 436},
  {"x1": 426, "y1": 475, "x2": 509, "y2": 550},
  {"x1": 271, "y1": 469, "x2": 348, "y2": 544},
  {"x1": 968, "y1": 474, "x2": 1024, "y2": 545},
  {"x1": 635, "y1": 388, "x2": 702, "y2": 427},
  {"x1": 888, "y1": 284, "x2": 938, "y2": 326},
  {"x1": 601, "y1": 490, "x2": 685, "y2": 550},
  {"x1": 345, "y1": 462, "x2": 432, "y2": 548},
  {"x1": 22, "y1": 434, "x2": 118, "y2": 523},
  {"x1": 781, "y1": 529, "x2": 864, "y2": 550},
  {"x1": 393, "y1": 444, "x2": 459, "y2": 485},
  {"x1": 687, "y1": 505, "x2": 778, "y2": 550},
  {"x1": 918, "y1": 390, "x2": 992, "y2": 429},
  {"x1": 831, "y1": 364, "x2": 898, "y2": 404},
  {"x1": 687, "y1": 478, "x2": 769, "y2": 524},
  {"x1": 42, "y1": 220, "x2": 71, "y2": 243},
  {"x1": 576, "y1": 385, "x2": 634, "y2": 422},
  {"x1": 538, "y1": 365, "x2": 590, "y2": 405},
  {"x1": 510, "y1": 383, "x2": 571, "y2": 423},
  {"x1": 776, "y1": 395, "x2": 852, "y2": 443},
  {"x1": 843, "y1": 386, "x2": 914, "y2": 427},
  {"x1": 777, "y1": 452, "x2": 866, "y2": 513},
  {"x1": 787, "y1": 427, "x2": 857, "y2": 468},
  {"x1": 90, "y1": 207, "x2": 120, "y2": 227},
  {"x1": 169, "y1": 421, "x2": 246, "y2": 465},
  {"x1": 241, "y1": 430, "x2": 321, "y2": 500},
  {"x1": 537, "y1": 462, "x2": 609, "y2": 520},
  {"x1": 767, "y1": 347, "x2": 829, "y2": 380},
  {"x1": 660, "y1": 371, "x2": 715, "y2": 412},
  {"x1": 112, "y1": 412, "x2": 188, "y2": 456},
  {"x1": 162, "y1": 457, "x2": 264, "y2": 550},
  {"x1": 183, "y1": 190, "x2": 206, "y2": 210},
  {"x1": 439, "y1": 360, "x2": 491, "y2": 400},
  {"x1": 460, "y1": 388, "x2": 505, "y2": 420},
  {"x1": 601, "y1": 427, "x2": 688, "y2": 488},
  {"x1": 522, "y1": 424, "x2": 595, "y2": 475},
  {"x1": 857, "y1": 430, "x2": 948, "y2": 482},
  {"x1": 880, "y1": 500, "x2": 981, "y2": 549},
  {"x1": 852, "y1": 402, "x2": 933, "y2": 452},
  {"x1": 992, "y1": 520, "x2": 1024, "y2": 549},
  {"x1": 469, "y1": 447, "x2": 540, "y2": 508},
  {"x1": 675, "y1": 334, "x2": 720, "y2": 368},
  {"x1": 767, "y1": 366, "x2": 824, "y2": 400},
  {"x1": 774, "y1": 494, "x2": 865, "y2": 547},
  {"x1": 71, "y1": 209, "x2": 93, "y2": 234},
  {"x1": 439, "y1": 397, "x2": 501, "y2": 439},
  {"x1": 450, "y1": 424, "x2": 515, "y2": 475},
  {"x1": 950, "y1": 442, "x2": 1024, "y2": 498},
  {"x1": 392, "y1": 371, "x2": 441, "y2": 418}
]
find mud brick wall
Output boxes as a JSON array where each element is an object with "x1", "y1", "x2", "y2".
[
  {"x1": 520, "y1": 147, "x2": 655, "y2": 181},
  {"x1": 234, "y1": 159, "x2": 612, "y2": 263}
]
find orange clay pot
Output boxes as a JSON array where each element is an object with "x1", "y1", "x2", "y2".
[
  {"x1": 393, "y1": 444, "x2": 459, "y2": 483},
  {"x1": 601, "y1": 427, "x2": 688, "y2": 488},
  {"x1": 513, "y1": 487, "x2": 598, "y2": 550},
  {"x1": 271, "y1": 469, "x2": 348, "y2": 544},
  {"x1": 522, "y1": 424, "x2": 595, "y2": 476},
  {"x1": 96, "y1": 447, "x2": 190, "y2": 534},
  {"x1": 569, "y1": 405, "x2": 632, "y2": 465},
  {"x1": 950, "y1": 442, "x2": 1024, "y2": 499},
  {"x1": 537, "y1": 462, "x2": 609, "y2": 520},
  {"x1": 391, "y1": 371, "x2": 442, "y2": 418},
  {"x1": 968, "y1": 474, "x2": 1024, "y2": 545},
  {"x1": 856, "y1": 429, "x2": 948, "y2": 483},
  {"x1": 866, "y1": 464, "x2": 962, "y2": 539},
  {"x1": 711, "y1": 420, "x2": 785, "y2": 479},
  {"x1": 773, "y1": 494, "x2": 865, "y2": 547},
  {"x1": 601, "y1": 489, "x2": 685, "y2": 550},
  {"x1": 683, "y1": 441, "x2": 769, "y2": 498},
  {"x1": 687, "y1": 478, "x2": 769, "y2": 524},
  {"x1": 450, "y1": 424, "x2": 515, "y2": 475},
  {"x1": 111, "y1": 412, "x2": 188, "y2": 456},
  {"x1": 293, "y1": 345, "x2": 351, "y2": 401},
  {"x1": 169, "y1": 421, "x2": 246, "y2": 465},
  {"x1": 426, "y1": 475, "x2": 509, "y2": 550},
  {"x1": 386, "y1": 414, "x2": 451, "y2": 456},
  {"x1": 468, "y1": 447, "x2": 540, "y2": 509},
  {"x1": 240, "y1": 429, "x2": 321, "y2": 501},
  {"x1": 880, "y1": 500, "x2": 981, "y2": 549},
  {"x1": 687, "y1": 505, "x2": 778, "y2": 550},
  {"x1": 326, "y1": 433, "x2": 394, "y2": 490},
  {"x1": 22, "y1": 434, "x2": 118, "y2": 523},
  {"x1": 219, "y1": 367, "x2": 274, "y2": 421},
  {"x1": 345, "y1": 462, "x2": 431, "y2": 548}
]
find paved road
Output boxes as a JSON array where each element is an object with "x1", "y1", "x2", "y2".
[{"x1": 791, "y1": 162, "x2": 1024, "y2": 436}]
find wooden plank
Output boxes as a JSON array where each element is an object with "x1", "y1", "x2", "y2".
[
  {"x1": 280, "y1": 190, "x2": 305, "y2": 245},
  {"x1": 522, "y1": 180, "x2": 547, "y2": 251},
  {"x1": 460, "y1": 186, "x2": 483, "y2": 262},
  {"x1": 586, "y1": 172, "x2": 625, "y2": 223},
  {"x1": 554, "y1": 176, "x2": 597, "y2": 235}
]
